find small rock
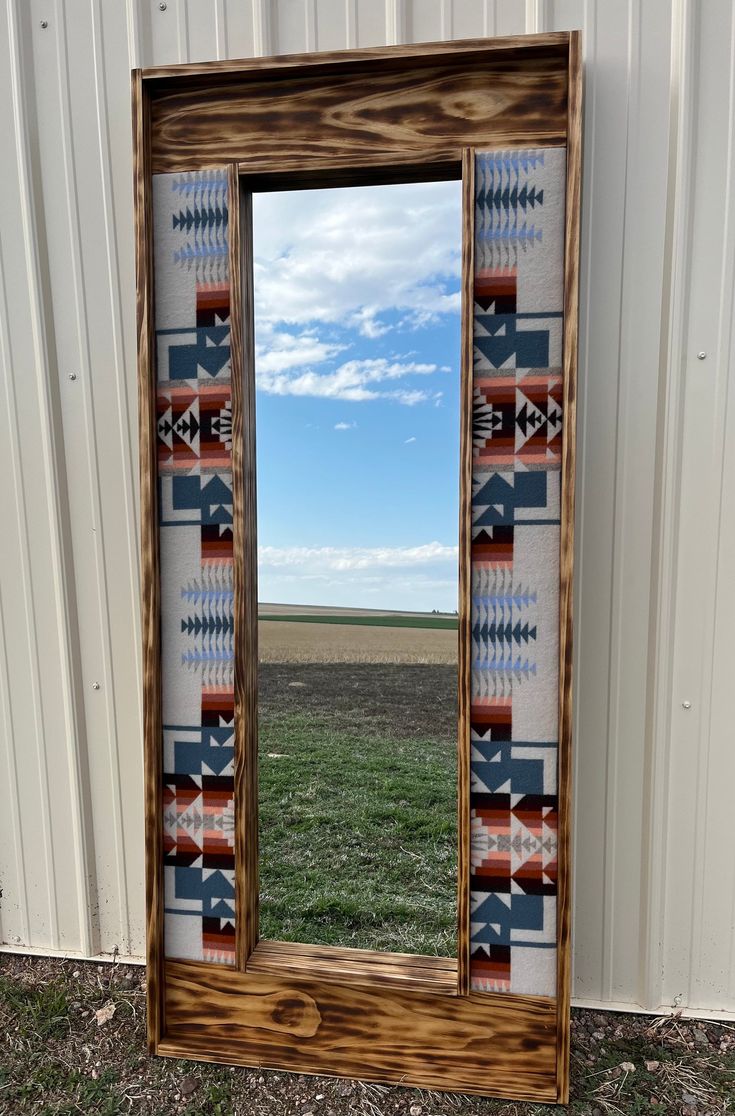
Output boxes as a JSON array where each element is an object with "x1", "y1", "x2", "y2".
[
  {"x1": 315, "y1": 1096, "x2": 325, "y2": 1102},
  {"x1": 180, "y1": 1077, "x2": 197, "y2": 1097},
  {"x1": 620, "y1": 1061, "x2": 636, "y2": 1073},
  {"x1": 336, "y1": 1082, "x2": 352, "y2": 1097},
  {"x1": 682, "y1": 1091, "x2": 698, "y2": 1106},
  {"x1": 693, "y1": 1027, "x2": 708, "y2": 1047},
  {"x1": 94, "y1": 1002, "x2": 116, "y2": 1026},
  {"x1": 91, "y1": 1068, "x2": 99, "y2": 1080},
  {"x1": 258, "y1": 1076, "x2": 265, "y2": 1083},
  {"x1": 645, "y1": 1060, "x2": 660, "y2": 1072},
  {"x1": 592, "y1": 1029, "x2": 605, "y2": 1040},
  {"x1": 288, "y1": 681, "x2": 307, "y2": 688},
  {"x1": 409, "y1": 1106, "x2": 423, "y2": 1116}
]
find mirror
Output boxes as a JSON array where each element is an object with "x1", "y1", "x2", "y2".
[{"x1": 253, "y1": 180, "x2": 461, "y2": 956}]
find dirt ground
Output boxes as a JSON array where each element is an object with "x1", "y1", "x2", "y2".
[
  {"x1": 1, "y1": 953, "x2": 734, "y2": 1115},
  {"x1": 258, "y1": 662, "x2": 458, "y2": 739},
  {"x1": 257, "y1": 620, "x2": 457, "y2": 664}
]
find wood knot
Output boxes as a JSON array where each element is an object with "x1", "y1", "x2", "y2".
[{"x1": 262, "y1": 990, "x2": 321, "y2": 1038}]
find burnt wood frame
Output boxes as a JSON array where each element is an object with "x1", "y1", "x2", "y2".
[{"x1": 134, "y1": 32, "x2": 581, "y2": 1104}]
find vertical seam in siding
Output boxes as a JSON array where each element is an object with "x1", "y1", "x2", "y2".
[
  {"x1": 385, "y1": 0, "x2": 404, "y2": 45},
  {"x1": 214, "y1": 0, "x2": 228, "y2": 59},
  {"x1": 126, "y1": 0, "x2": 142, "y2": 68},
  {"x1": 344, "y1": 0, "x2": 357, "y2": 47},
  {"x1": 252, "y1": 0, "x2": 271, "y2": 56}
]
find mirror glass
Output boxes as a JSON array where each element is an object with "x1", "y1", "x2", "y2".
[{"x1": 253, "y1": 180, "x2": 461, "y2": 956}]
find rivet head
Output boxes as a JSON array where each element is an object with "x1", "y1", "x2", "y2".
[
  {"x1": 159, "y1": 2, "x2": 167, "y2": 9},
  {"x1": 91, "y1": 681, "x2": 101, "y2": 691},
  {"x1": 682, "y1": 700, "x2": 692, "y2": 710},
  {"x1": 40, "y1": 19, "x2": 48, "y2": 28},
  {"x1": 68, "y1": 372, "x2": 77, "y2": 381},
  {"x1": 697, "y1": 351, "x2": 707, "y2": 360}
]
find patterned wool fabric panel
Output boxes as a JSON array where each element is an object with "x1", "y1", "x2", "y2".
[
  {"x1": 470, "y1": 148, "x2": 566, "y2": 997},
  {"x1": 153, "y1": 170, "x2": 236, "y2": 964}
]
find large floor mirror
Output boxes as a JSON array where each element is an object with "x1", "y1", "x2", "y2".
[
  {"x1": 253, "y1": 181, "x2": 461, "y2": 957},
  {"x1": 137, "y1": 32, "x2": 580, "y2": 1102}
]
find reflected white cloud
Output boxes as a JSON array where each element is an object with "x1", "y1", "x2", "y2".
[{"x1": 252, "y1": 181, "x2": 460, "y2": 406}]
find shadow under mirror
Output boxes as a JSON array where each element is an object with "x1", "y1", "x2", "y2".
[{"x1": 253, "y1": 179, "x2": 461, "y2": 957}]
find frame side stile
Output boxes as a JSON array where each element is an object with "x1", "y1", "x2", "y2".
[
  {"x1": 133, "y1": 68, "x2": 164, "y2": 1052},
  {"x1": 457, "y1": 148, "x2": 475, "y2": 998},
  {"x1": 230, "y1": 169, "x2": 260, "y2": 967},
  {"x1": 556, "y1": 31, "x2": 583, "y2": 1105}
]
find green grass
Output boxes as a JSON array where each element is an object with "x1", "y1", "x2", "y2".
[
  {"x1": 258, "y1": 710, "x2": 458, "y2": 955},
  {"x1": 2, "y1": 955, "x2": 735, "y2": 1115},
  {"x1": 0, "y1": 973, "x2": 70, "y2": 1041},
  {"x1": 259, "y1": 612, "x2": 458, "y2": 629}
]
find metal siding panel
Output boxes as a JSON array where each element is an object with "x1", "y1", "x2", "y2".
[
  {"x1": 564, "y1": 0, "x2": 629, "y2": 1005},
  {"x1": 26, "y1": 0, "x2": 147, "y2": 956},
  {"x1": 314, "y1": 0, "x2": 349, "y2": 51},
  {"x1": 0, "y1": 0, "x2": 733, "y2": 1020},
  {"x1": 354, "y1": 0, "x2": 391, "y2": 47},
  {"x1": 448, "y1": 0, "x2": 486, "y2": 39},
  {"x1": 273, "y1": 0, "x2": 311, "y2": 52},
  {"x1": 493, "y1": 1, "x2": 528, "y2": 37},
  {"x1": 0, "y1": 0, "x2": 91, "y2": 954},
  {"x1": 88, "y1": 0, "x2": 147, "y2": 957},
  {"x1": 601, "y1": 0, "x2": 674, "y2": 1007},
  {"x1": 662, "y1": 0, "x2": 735, "y2": 1015},
  {"x1": 405, "y1": 0, "x2": 446, "y2": 43},
  {"x1": 147, "y1": 0, "x2": 187, "y2": 65},
  {"x1": 220, "y1": 0, "x2": 258, "y2": 58},
  {"x1": 183, "y1": 0, "x2": 221, "y2": 61}
]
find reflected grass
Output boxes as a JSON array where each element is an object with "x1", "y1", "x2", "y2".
[{"x1": 258, "y1": 670, "x2": 457, "y2": 956}]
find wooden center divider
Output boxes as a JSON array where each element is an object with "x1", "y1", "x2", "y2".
[{"x1": 247, "y1": 939, "x2": 458, "y2": 996}]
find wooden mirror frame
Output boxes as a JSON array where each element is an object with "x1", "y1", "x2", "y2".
[{"x1": 134, "y1": 32, "x2": 581, "y2": 1104}]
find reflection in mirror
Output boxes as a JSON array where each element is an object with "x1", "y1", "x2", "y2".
[{"x1": 253, "y1": 181, "x2": 461, "y2": 956}]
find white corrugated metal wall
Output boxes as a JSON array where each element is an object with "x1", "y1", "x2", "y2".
[{"x1": 0, "y1": 0, "x2": 733, "y2": 1018}]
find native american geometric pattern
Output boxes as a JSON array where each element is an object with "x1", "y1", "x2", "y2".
[
  {"x1": 153, "y1": 170, "x2": 236, "y2": 964},
  {"x1": 470, "y1": 149, "x2": 566, "y2": 997}
]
